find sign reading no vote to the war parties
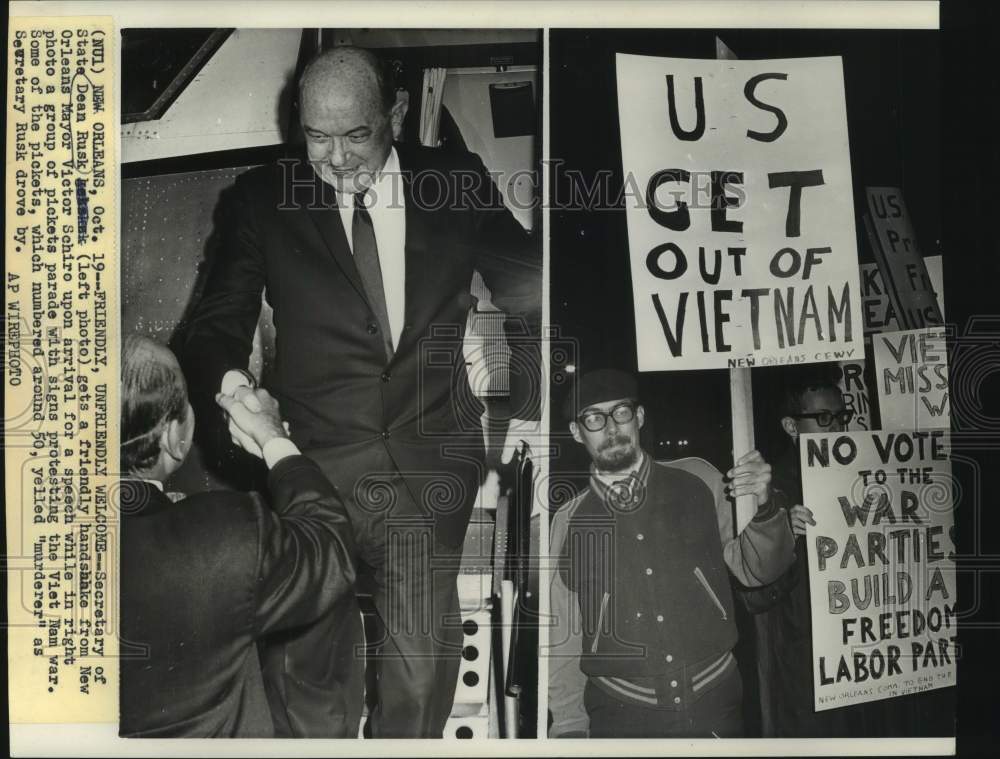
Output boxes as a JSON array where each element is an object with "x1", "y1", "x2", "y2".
[
  {"x1": 801, "y1": 430, "x2": 956, "y2": 711},
  {"x1": 616, "y1": 54, "x2": 863, "y2": 371},
  {"x1": 873, "y1": 327, "x2": 950, "y2": 431}
]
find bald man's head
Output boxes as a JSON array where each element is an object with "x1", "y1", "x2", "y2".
[
  {"x1": 121, "y1": 335, "x2": 192, "y2": 474},
  {"x1": 298, "y1": 46, "x2": 407, "y2": 195},
  {"x1": 300, "y1": 47, "x2": 395, "y2": 114}
]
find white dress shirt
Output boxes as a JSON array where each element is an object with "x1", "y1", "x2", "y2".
[{"x1": 335, "y1": 146, "x2": 406, "y2": 351}]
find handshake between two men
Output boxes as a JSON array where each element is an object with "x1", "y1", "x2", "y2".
[{"x1": 215, "y1": 385, "x2": 295, "y2": 463}]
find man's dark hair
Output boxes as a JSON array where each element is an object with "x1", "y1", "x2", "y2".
[
  {"x1": 780, "y1": 363, "x2": 843, "y2": 419},
  {"x1": 121, "y1": 335, "x2": 188, "y2": 473}
]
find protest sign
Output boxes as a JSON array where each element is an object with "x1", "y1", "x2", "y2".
[
  {"x1": 861, "y1": 255, "x2": 944, "y2": 334},
  {"x1": 616, "y1": 54, "x2": 863, "y2": 371},
  {"x1": 873, "y1": 327, "x2": 950, "y2": 430},
  {"x1": 802, "y1": 430, "x2": 956, "y2": 711},
  {"x1": 837, "y1": 359, "x2": 873, "y2": 430},
  {"x1": 865, "y1": 188, "x2": 943, "y2": 330}
]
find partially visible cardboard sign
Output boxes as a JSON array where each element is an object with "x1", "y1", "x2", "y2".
[
  {"x1": 837, "y1": 359, "x2": 872, "y2": 430},
  {"x1": 861, "y1": 255, "x2": 944, "y2": 334},
  {"x1": 865, "y1": 188, "x2": 943, "y2": 330},
  {"x1": 873, "y1": 327, "x2": 950, "y2": 431}
]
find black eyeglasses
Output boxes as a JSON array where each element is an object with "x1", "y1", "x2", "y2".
[
  {"x1": 792, "y1": 409, "x2": 854, "y2": 427},
  {"x1": 577, "y1": 402, "x2": 636, "y2": 432}
]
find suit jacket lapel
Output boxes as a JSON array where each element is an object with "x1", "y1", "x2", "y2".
[{"x1": 299, "y1": 168, "x2": 370, "y2": 306}]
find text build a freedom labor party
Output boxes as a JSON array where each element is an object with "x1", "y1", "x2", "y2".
[
  {"x1": 801, "y1": 430, "x2": 956, "y2": 710},
  {"x1": 616, "y1": 54, "x2": 864, "y2": 371}
]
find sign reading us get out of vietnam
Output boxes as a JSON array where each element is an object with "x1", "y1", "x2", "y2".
[{"x1": 616, "y1": 54, "x2": 863, "y2": 371}]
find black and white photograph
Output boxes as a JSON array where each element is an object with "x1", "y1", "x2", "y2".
[
  {"x1": 6, "y1": 1, "x2": 1000, "y2": 756},
  {"x1": 117, "y1": 27, "x2": 542, "y2": 739},
  {"x1": 546, "y1": 27, "x2": 957, "y2": 740}
]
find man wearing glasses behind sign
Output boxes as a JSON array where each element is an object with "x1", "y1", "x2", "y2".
[
  {"x1": 745, "y1": 365, "x2": 868, "y2": 738},
  {"x1": 548, "y1": 368, "x2": 795, "y2": 738}
]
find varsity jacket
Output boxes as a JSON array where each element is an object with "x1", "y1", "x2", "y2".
[{"x1": 547, "y1": 454, "x2": 795, "y2": 737}]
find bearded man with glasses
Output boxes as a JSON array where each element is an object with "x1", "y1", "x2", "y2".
[{"x1": 547, "y1": 368, "x2": 795, "y2": 738}]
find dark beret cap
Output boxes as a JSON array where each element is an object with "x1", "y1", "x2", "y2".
[{"x1": 562, "y1": 368, "x2": 638, "y2": 421}]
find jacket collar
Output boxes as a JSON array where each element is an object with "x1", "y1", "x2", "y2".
[
  {"x1": 588, "y1": 451, "x2": 651, "y2": 513},
  {"x1": 119, "y1": 478, "x2": 174, "y2": 518}
]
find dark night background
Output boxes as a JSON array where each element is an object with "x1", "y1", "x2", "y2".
[
  {"x1": 549, "y1": 28, "x2": 943, "y2": 481},
  {"x1": 943, "y1": 4, "x2": 1000, "y2": 755}
]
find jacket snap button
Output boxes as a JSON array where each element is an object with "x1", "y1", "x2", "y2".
[
  {"x1": 673, "y1": 696, "x2": 681, "y2": 705},
  {"x1": 367, "y1": 322, "x2": 379, "y2": 335},
  {"x1": 671, "y1": 680, "x2": 678, "y2": 688},
  {"x1": 665, "y1": 654, "x2": 673, "y2": 663}
]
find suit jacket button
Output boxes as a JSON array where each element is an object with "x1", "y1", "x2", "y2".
[
  {"x1": 367, "y1": 322, "x2": 379, "y2": 335},
  {"x1": 382, "y1": 430, "x2": 391, "y2": 439},
  {"x1": 381, "y1": 372, "x2": 391, "y2": 383}
]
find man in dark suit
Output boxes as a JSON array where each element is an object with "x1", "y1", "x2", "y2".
[
  {"x1": 181, "y1": 46, "x2": 541, "y2": 737},
  {"x1": 119, "y1": 335, "x2": 357, "y2": 737}
]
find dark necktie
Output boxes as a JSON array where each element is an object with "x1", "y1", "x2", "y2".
[{"x1": 352, "y1": 191, "x2": 393, "y2": 360}]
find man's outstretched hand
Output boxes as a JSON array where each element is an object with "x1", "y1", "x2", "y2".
[{"x1": 216, "y1": 388, "x2": 289, "y2": 459}]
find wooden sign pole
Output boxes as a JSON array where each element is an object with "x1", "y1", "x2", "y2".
[
  {"x1": 730, "y1": 366, "x2": 757, "y2": 531},
  {"x1": 715, "y1": 37, "x2": 758, "y2": 532}
]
